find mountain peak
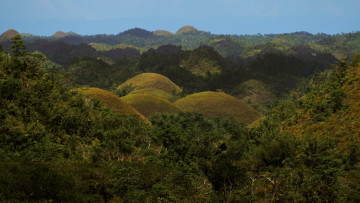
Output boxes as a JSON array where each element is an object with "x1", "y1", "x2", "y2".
[
  {"x1": 0, "y1": 29, "x2": 20, "y2": 40},
  {"x1": 120, "y1": 28, "x2": 153, "y2": 38},
  {"x1": 176, "y1": 25, "x2": 198, "y2": 34},
  {"x1": 153, "y1": 30, "x2": 173, "y2": 36},
  {"x1": 53, "y1": 31, "x2": 68, "y2": 38}
]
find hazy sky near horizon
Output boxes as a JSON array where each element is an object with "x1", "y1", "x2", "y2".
[{"x1": 1, "y1": 0, "x2": 359, "y2": 35}]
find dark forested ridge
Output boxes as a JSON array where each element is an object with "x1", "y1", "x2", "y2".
[{"x1": 0, "y1": 30, "x2": 360, "y2": 202}]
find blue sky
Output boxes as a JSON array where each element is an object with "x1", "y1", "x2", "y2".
[{"x1": 0, "y1": 0, "x2": 359, "y2": 35}]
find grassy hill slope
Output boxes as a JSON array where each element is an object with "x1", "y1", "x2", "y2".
[
  {"x1": 174, "y1": 91, "x2": 262, "y2": 124},
  {"x1": 180, "y1": 45, "x2": 225, "y2": 77},
  {"x1": 76, "y1": 87, "x2": 147, "y2": 121},
  {"x1": 122, "y1": 94, "x2": 181, "y2": 118},
  {"x1": 0, "y1": 29, "x2": 19, "y2": 41},
  {"x1": 153, "y1": 30, "x2": 173, "y2": 36},
  {"x1": 117, "y1": 73, "x2": 182, "y2": 94},
  {"x1": 53, "y1": 31, "x2": 68, "y2": 38},
  {"x1": 129, "y1": 88, "x2": 179, "y2": 102},
  {"x1": 176, "y1": 25, "x2": 198, "y2": 34},
  {"x1": 280, "y1": 56, "x2": 360, "y2": 149}
]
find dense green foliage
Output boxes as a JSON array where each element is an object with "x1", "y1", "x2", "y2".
[
  {"x1": 1, "y1": 35, "x2": 360, "y2": 202},
  {"x1": 63, "y1": 57, "x2": 140, "y2": 90},
  {"x1": 1, "y1": 27, "x2": 345, "y2": 110}
]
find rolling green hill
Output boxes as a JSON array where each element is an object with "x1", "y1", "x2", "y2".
[
  {"x1": 174, "y1": 91, "x2": 262, "y2": 124},
  {"x1": 206, "y1": 38, "x2": 244, "y2": 57},
  {"x1": 122, "y1": 94, "x2": 181, "y2": 118},
  {"x1": 76, "y1": 87, "x2": 147, "y2": 121},
  {"x1": 233, "y1": 79, "x2": 276, "y2": 103},
  {"x1": 117, "y1": 72, "x2": 182, "y2": 94},
  {"x1": 89, "y1": 42, "x2": 140, "y2": 51},
  {"x1": 2, "y1": 33, "x2": 360, "y2": 203},
  {"x1": 180, "y1": 45, "x2": 226, "y2": 76}
]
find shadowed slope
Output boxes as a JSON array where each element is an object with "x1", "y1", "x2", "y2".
[
  {"x1": 174, "y1": 91, "x2": 262, "y2": 124},
  {"x1": 234, "y1": 79, "x2": 276, "y2": 103}
]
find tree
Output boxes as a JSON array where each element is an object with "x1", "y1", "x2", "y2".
[{"x1": 10, "y1": 35, "x2": 26, "y2": 57}]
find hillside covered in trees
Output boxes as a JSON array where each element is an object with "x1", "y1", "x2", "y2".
[
  {"x1": 2, "y1": 26, "x2": 354, "y2": 113},
  {"x1": 0, "y1": 28, "x2": 360, "y2": 202}
]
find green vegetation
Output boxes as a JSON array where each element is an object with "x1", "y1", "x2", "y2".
[
  {"x1": 174, "y1": 91, "x2": 262, "y2": 124},
  {"x1": 122, "y1": 94, "x2": 181, "y2": 118},
  {"x1": 0, "y1": 37, "x2": 152, "y2": 201},
  {"x1": 180, "y1": 45, "x2": 223, "y2": 76},
  {"x1": 279, "y1": 57, "x2": 360, "y2": 149},
  {"x1": 233, "y1": 79, "x2": 275, "y2": 102},
  {"x1": 206, "y1": 38, "x2": 244, "y2": 57},
  {"x1": 1, "y1": 32, "x2": 360, "y2": 202},
  {"x1": 64, "y1": 57, "x2": 139, "y2": 90},
  {"x1": 89, "y1": 42, "x2": 138, "y2": 51},
  {"x1": 89, "y1": 42, "x2": 142, "y2": 52},
  {"x1": 232, "y1": 79, "x2": 276, "y2": 114}
]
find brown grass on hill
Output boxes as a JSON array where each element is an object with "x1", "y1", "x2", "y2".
[
  {"x1": 129, "y1": 88, "x2": 178, "y2": 102},
  {"x1": 153, "y1": 30, "x2": 174, "y2": 36},
  {"x1": 174, "y1": 91, "x2": 262, "y2": 124},
  {"x1": 117, "y1": 73, "x2": 182, "y2": 95},
  {"x1": 75, "y1": 87, "x2": 148, "y2": 122},
  {"x1": 176, "y1": 25, "x2": 198, "y2": 34},
  {"x1": 53, "y1": 31, "x2": 68, "y2": 38},
  {"x1": 0, "y1": 29, "x2": 19, "y2": 40},
  {"x1": 122, "y1": 94, "x2": 181, "y2": 118}
]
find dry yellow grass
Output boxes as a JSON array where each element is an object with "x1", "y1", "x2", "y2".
[
  {"x1": 122, "y1": 94, "x2": 181, "y2": 118},
  {"x1": 153, "y1": 30, "x2": 174, "y2": 36},
  {"x1": 117, "y1": 73, "x2": 182, "y2": 95},
  {"x1": 129, "y1": 88, "x2": 178, "y2": 102},
  {"x1": 53, "y1": 31, "x2": 67, "y2": 38},
  {"x1": 176, "y1": 25, "x2": 198, "y2": 34},
  {"x1": 0, "y1": 29, "x2": 19, "y2": 40},
  {"x1": 75, "y1": 87, "x2": 147, "y2": 121},
  {"x1": 174, "y1": 91, "x2": 262, "y2": 124}
]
